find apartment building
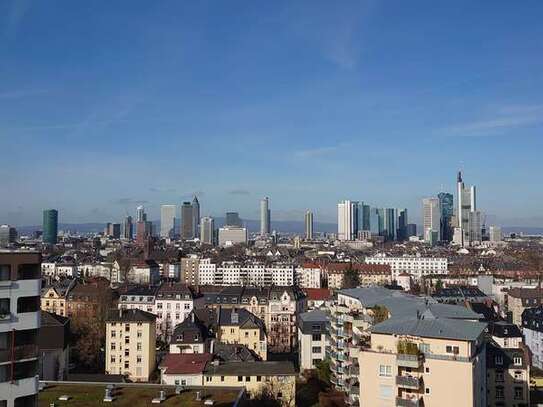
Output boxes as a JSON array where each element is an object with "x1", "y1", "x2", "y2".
[
  {"x1": 298, "y1": 309, "x2": 328, "y2": 371},
  {"x1": 40, "y1": 278, "x2": 76, "y2": 316},
  {"x1": 203, "y1": 361, "x2": 296, "y2": 406},
  {"x1": 217, "y1": 308, "x2": 267, "y2": 360},
  {"x1": 359, "y1": 316, "x2": 487, "y2": 407},
  {"x1": 329, "y1": 287, "x2": 482, "y2": 406},
  {"x1": 39, "y1": 311, "x2": 70, "y2": 381},
  {"x1": 159, "y1": 353, "x2": 212, "y2": 386},
  {"x1": 198, "y1": 261, "x2": 295, "y2": 287},
  {"x1": 155, "y1": 283, "x2": 193, "y2": 340},
  {"x1": 486, "y1": 322, "x2": 530, "y2": 407},
  {"x1": 105, "y1": 308, "x2": 156, "y2": 382},
  {"x1": 66, "y1": 278, "x2": 116, "y2": 320},
  {"x1": 197, "y1": 259, "x2": 216, "y2": 285},
  {"x1": 200, "y1": 286, "x2": 306, "y2": 353},
  {"x1": 327, "y1": 263, "x2": 392, "y2": 289},
  {"x1": 127, "y1": 259, "x2": 160, "y2": 285},
  {"x1": 507, "y1": 287, "x2": 543, "y2": 326},
  {"x1": 169, "y1": 312, "x2": 212, "y2": 354},
  {"x1": 295, "y1": 264, "x2": 323, "y2": 288},
  {"x1": 118, "y1": 285, "x2": 158, "y2": 314},
  {"x1": 180, "y1": 256, "x2": 200, "y2": 285},
  {"x1": 0, "y1": 250, "x2": 42, "y2": 407},
  {"x1": 41, "y1": 261, "x2": 78, "y2": 279},
  {"x1": 365, "y1": 254, "x2": 448, "y2": 280},
  {"x1": 522, "y1": 305, "x2": 543, "y2": 369}
]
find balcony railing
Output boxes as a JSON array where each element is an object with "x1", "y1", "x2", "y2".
[
  {"x1": 396, "y1": 375, "x2": 422, "y2": 389},
  {"x1": 396, "y1": 396, "x2": 422, "y2": 407},
  {"x1": 0, "y1": 344, "x2": 39, "y2": 363},
  {"x1": 397, "y1": 353, "x2": 424, "y2": 368}
]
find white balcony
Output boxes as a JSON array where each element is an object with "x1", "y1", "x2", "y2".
[{"x1": 0, "y1": 375, "x2": 38, "y2": 402}]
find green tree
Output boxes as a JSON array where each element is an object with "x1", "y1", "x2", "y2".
[
  {"x1": 314, "y1": 358, "x2": 332, "y2": 387},
  {"x1": 371, "y1": 305, "x2": 389, "y2": 324},
  {"x1": 342, "y1": 267, "x2": 360, "y2": 288}
]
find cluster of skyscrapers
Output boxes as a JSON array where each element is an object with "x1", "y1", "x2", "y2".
[
  {"x1": 337, "y1": 201, "x2": 411, "y2": 242},
  {"x1": 423, "y1": 171, "x2": 490, "y2": 246}
]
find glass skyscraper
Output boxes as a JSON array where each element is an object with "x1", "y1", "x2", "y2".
[{"x1": 43, "y1": 209, "x2": 58, "y2": 244}]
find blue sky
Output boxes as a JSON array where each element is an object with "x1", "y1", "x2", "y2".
[{"x1": 1, "y1": 0, "x2": 542, "y2": 226}]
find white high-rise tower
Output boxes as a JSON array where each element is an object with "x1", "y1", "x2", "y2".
[
  {"x1": 260, "y1": 197, "x2": 270, "y2": 236},
  {"x1": 422, "y1": 197, "x2": 441, "y2": 243},
  {"x1": 160, "y1": 205, "x2": 176, "y2": 238},
  {"x1": 337, "y1": 200, "x2": 359, "y2": 241}
]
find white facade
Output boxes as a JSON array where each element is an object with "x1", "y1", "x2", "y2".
[
  {"x1": 523, "y1": 327, "x2": 543, "y2": 369},
  {"x1": 41, "y1": 262, "x2": 78, "y2": 278},
  {"x1": 200, "y1": 216, "x2": 214, "y2": 245},
  {"x1": 198, "y1": 261, "x2": 295, "y2": 286},
  {"x1": 422, "y1": 197, "x2": 441, "y2": 242},
  {"x1": 298, "y1": 327, "x2": 328, "y2": 371},
  {"x1": 0, "y1": 251, "x2": 41, "y2": 407},
  {"x1": 160, "y1": 205, "x2": 177, "y2": 238},
  {"x1": 218, "y1": 227, "x2": 247, "y2": 247},
  {"x1": 337, "y1": 200, "x2": 357, "y2": 241},
  {"x1": 128, "y1": 264, "x2": 160, "y2": 285},
  {"x1": 365, "y1": 254, "x2": 448, "y2": 280},
  {"x1": 198, "y1": 259, "x2": 216, "y2": 286},
  {"x1": 295, "y1": 266, "x2": 322, "y2": 288},
  {"x1": 260, "y1": 197, "x2": 271, "y2": 236},
  {"x1": 155, "y1": 289, "x2": 193, "y2": 339},
  {"x1": 489, "y1": 226, "x2": 502, "y2": 243}
]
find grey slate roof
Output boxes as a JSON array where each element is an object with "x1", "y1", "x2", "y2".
[
  {"x1": 371, "y1": 317, "x2": 487, "y2": 341},
  {"x1": 340, "y1": 287, "x2": 481, "y2": 320}
]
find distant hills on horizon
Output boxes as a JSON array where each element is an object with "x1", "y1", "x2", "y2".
[{"x1": 14, "y1": 219, "x2": 543, "y2": 237}]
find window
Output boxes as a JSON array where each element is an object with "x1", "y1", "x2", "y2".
[
  {"x1": 256, "y1": 376, "x2": 262, "y2": 382},
  {"x1": 221, "y1": 376, "x2": 225, "y2": 382},
  {"x1": 379, "y1": 365, "x2": 392, "y2": 377},
  {"x1": 238, "y1": 376, "x2": 243, "y2": 382},
  {"x1": 495, "y1": 387, "x2": 504, "y2": 399},
  {"x1": 312, "y1": 333, "x2": 322, "y2": 341},
  {"x1": 110, "y1": 356, "x2": 116, "y2": 363},
  {"x1": 425, "y1": 367, "x2": 430, "y2": 373},
  {"x1": 206, "y1": 376, "x2": 212, "y2": 382},
  {"x1": 495, "y1": 356, "x2": 503, "y2": 365},
  {"x1": 514, "y1": 371, "x2": 523, "y2": 381},
  {"x1": 111, "y1": 331, "x2": 116, "y2": 338},
  {"x1": 446, "y1": 345, "x2": 459, "y2": 354},
  {"x1": 137, "y1": 331, "x2": 142, "y2": 338},
  {"x1": 425, "y1": 387, "x2": 430, "y2": 394},
  {"x1": 137, "y1": 356, "x2": 142, "y2": 363},
  {"x1": 514, "y1": 357, "x2": 522, "y2": 366},
  {"x1": 378, "y1": 385, "x2": 393, "y2": 398},
  {"x1": 514, "y1": 387, "x2": 523, "y2": 400},
  {"x1": 111, "y1": 343, "x2": 116, "y2": 350},
  {"x1": 495, "y1": 371, "x2": 504, "y2": 382},
  {"x1": 312, "y1": 346, "x2": 322, "y2": 353},
  {"x1": 137, "y1": 343, "x2": 142, "y2": 351},
  {"x1": 245, "y1": 376, "x2": 251, "y2": 382},
  {"x1": 124, "y1": 361, "x2": 129, "y2": 369},
  {"x1": 419, "y1": 343, "x2": 430, "y2": 353}
]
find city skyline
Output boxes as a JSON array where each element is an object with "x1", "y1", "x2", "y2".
[{"x1": 1, "y1": 1, "x2": 542, "y2": 227}]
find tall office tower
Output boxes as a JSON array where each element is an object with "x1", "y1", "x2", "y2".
[
  {"x1": 0, "y1": 250, "x2": 42, "y2": 406},
  {"x1": 468, "y1": 210, "x2": 482, "y2": 243},
  {"x1": 181, "y1": 201, "x2": 194, "y2": 240},
  {"x1": 438, "y1": 192, "x2": 454, "y2": 242},
  {"x1": 136, "y1": 205, "x2": 146, "y2": 222},
  {"x1": 260, "y1": 197, "x2": 271, "y2": 236},
  {"x1": 397, "y1": 209, "x2": 408, "y2": 240},
  {"x1": 361, "y1": 204, "x2": 371, "y2": 231},
  {"x1": 160, "y1": 205, "x2": 177, "y2": 238},
  {"x1": 455, "y1": 171, "x2": 477, "y2": 246},
  {"x1": 304, "y1": 210, "x2": 314, "y2": 240},
  {"x1": 200, "y1": 216, "x2": 215, "y2": 245},
  {"x1": 337, "y1": 200, "x2": 359, "y2": 241},
  {"x1": 111, "y1": 224, "x2": 121, "y2": 239},
  {"x1": 122, "y1": 215, "x2": 133, "y2": 239},
  {"x1": 383, "y1": 208, "x2": 397, "y2": 241},
  {"x1": 489, "y1": 226, "x2": 502, "y2": 242},
  {"x1": 225, "y1": 212, "x2": 242, "y2": 227},
  {"x1": 42, "y1": 209, "x2": 58, "y2": 245},
  {"x1": 0, "y1": 225, "x2": 17, "y2": 247},
  {"x1": 192, "y1": 196, "x2": 200, "y2": 238},
  {"x1": 406, "y1": 223, "x2": 417, "y2": 237},
  {"x1": 369, "y1": 207, "x2": 383, "y2": 236},
  {"x1": 104, "y1": 223, "x2": 112, "y2": 236},
  {"x1": 423, "y1": 197, "x2": 441, "y2": 243}
]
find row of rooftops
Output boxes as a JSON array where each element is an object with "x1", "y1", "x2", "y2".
[{"x1": 338, "y1": 286, "x2": 488, "y2": 342}]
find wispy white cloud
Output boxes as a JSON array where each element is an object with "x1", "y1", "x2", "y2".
[{"x1": 440, "y1": 104, "x2": 543, "y2": 137}]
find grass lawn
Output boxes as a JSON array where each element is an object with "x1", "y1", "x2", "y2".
[{"x1": 39, "y1": 384, "x2": 240, "y2": 407}]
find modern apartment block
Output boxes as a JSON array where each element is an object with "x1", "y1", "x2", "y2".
[
  {"x1": 329, "y1": 287, "x2": 482, "y2": 406},
  {"x1": 359, "y1": 316, "x2": 487, "y2": 407},
  {"x1": 0, "y1": 250, "x2": 42, "y2": 407},
  {"x1": 155, "y1": 283, "x2": 193, "y2": 341},
  {"x1": 365, "y1": 254, "x2": 448, "y2": 280},
  {"x1": 105, "y1": 308, "x2": 157, "y2": 382},
  {"x1": 198, "y1": 261, "x2": 295, "y2": 287}
]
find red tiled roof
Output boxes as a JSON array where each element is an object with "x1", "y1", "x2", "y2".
[
  {"x1": 159, "y1": 353, "x2": 212, "y2": 375},
  {"x1": 304, "y1": 288, "x2": 332, "y2": 301}
]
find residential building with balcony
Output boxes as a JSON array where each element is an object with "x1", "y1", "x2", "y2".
[
  {"x1": 365, "y1": 254, "x2": 448, "y2": 280},
  {"x1": 0, "y1": 250, "x2": 42, "y2": 407},
  {"x1": 217, "y1": 308, "x2": 267, "y2": 360},
  {"x1": 105, "y1": 308, "x2": 156, "y2": 382},
  {"x1": 117, "y1": 285, "x2": 157, "y2": 315},
  {"x1": 329, "y1": 286, "x2": 482, "y2": 406},
  {"x1": 359, "y1": 316, "x2": 487, "y2": 407}
]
